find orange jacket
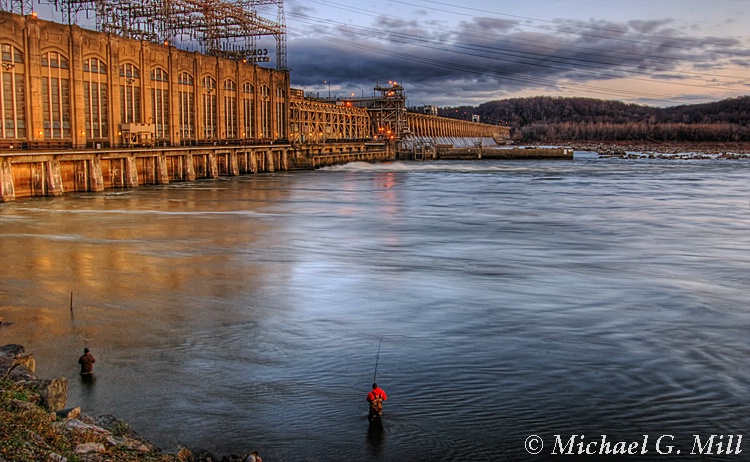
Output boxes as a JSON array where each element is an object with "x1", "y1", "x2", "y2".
[{"x1": 367, "y1": 387, "x2": 387, "y2": 402}]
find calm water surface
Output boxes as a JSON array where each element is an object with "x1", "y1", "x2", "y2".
[{"x1": 1, "y1": 153, "x2": 748, "y2": 461}]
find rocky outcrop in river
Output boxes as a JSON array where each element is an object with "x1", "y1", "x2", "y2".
[{"x1": 570, "y1": 141, "x2": 750, "y2": 159}]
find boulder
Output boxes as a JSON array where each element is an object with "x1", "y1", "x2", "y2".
[
  {"x1": 86, "y1": 414, "x2": 160, "y2": 452},
  {"x1": 2, "y1": 362, "x2": 37, "y2": 381},
  {"x1": 9, "y1": 398, "x2": 39, "y2": 412},
  {"x1": 177, "y1": 447, "x2": 196, "y2": 462},
  {"x1": 54, "y1": 419, "x2": 111, "y2": 437},
  {"x1": 14, "y1": 353, "x2": 35, "y2": 374},
  {"x1": 105, "y1": 435, "x2": 151, "y2": 452},
  {"x1": 74, "y1": 442, "x2": 106, "y2": 454},
  {"x1": 56, "y1": 407, "x2": 81, "y2": 420},
  {"x1": 0, "y1": 344, "x2": 24, "y2": 357},
  {"x1": 1, "y1": 345, "x2": 37, "y2": 381},
  {"x1": 25, "y1": 377, "x2": 68, "y2": 411}
]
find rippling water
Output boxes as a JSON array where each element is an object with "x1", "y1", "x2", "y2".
[{"x1": 1, "y1": 153, "x2": 748, "y2": 461}]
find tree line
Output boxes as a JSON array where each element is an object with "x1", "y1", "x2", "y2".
[{"x1": 437, "y1": 96, "x2": 750, "y2": 143}]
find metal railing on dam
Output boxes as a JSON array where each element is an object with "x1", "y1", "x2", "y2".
[{"x1": 405, "y1": 112, "x2": 510, "y2": 142}]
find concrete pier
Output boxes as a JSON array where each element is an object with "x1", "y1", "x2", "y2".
[
  {"x1": 481, "y1": 147, "x2": 574, "y2": 159},
  {"x1": 0, "y1": 142, "x2": 393, "y2": 201}
]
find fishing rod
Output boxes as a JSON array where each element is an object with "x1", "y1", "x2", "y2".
[{"x1": 372, "y1": 338, "x2": 383, "y2": 383}]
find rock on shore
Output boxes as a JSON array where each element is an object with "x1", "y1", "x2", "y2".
[
  {"x1": 1, "y1": 344, "x2": 182, "y2": 461},
  {"x1": 1, "y1": 344, "x2": 262, "y2": 461}
]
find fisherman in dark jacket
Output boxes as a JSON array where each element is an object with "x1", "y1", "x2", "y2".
[{"x1": 78, "y1": 348, "x2": 96, "y2": 376}]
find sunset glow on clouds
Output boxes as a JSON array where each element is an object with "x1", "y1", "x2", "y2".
[{"x1": 286, "y1": 0, "x2": 750, "y2": 107}]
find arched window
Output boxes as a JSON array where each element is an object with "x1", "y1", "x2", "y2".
[
  {"x1": 151, "y1": 68, "x2": 169, "y2": 139},
  {"x1": 119, "y1": 63, "x2": 141, "y2": 123},
  {"x1": 242, "y1": 82, "x2": 254, "y2": 139},
  {"x1": 41, "y1": 51, "x2": 71, "y2": 138},
  {"x1": 0, "y1": 43, "x2": 25, "y2": 139},
  {"x1": 41, "y1": 51, "x2": 69, "y2": 69},
  {"x1": 275, "y1": 87, "x2": 286, "y2": 140},
  {"x1": 83, "y1": 57, "x2": 108, "y2": 139},
  {"x1": 260, "y1": 84, "x2": 271, "y2": 139},
  {"x1": 178, "y1": 72, "x2": 194, "y2": 139},
  {"x1": 223, "y1": 79, "x2": 237, "y2": 139},
  {"x1": 202, "y1": 76, "x2": 217, "y2": 138}
]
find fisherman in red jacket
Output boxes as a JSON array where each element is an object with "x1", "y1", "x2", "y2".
[{"x1": 366, "y1": 382, "x2": 387, "y2": 420}]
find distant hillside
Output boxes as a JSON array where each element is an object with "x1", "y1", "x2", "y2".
[{"x1": 438, "y1": 96, "x2": 750, "y2": 143}]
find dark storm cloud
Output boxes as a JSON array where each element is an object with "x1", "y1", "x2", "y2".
[
  {"x1": 287, "y1": 11, "x2": 750, "y2": 106},
  {"x1": 626, "y1": 19, "x2": 674, "y2": 34}
]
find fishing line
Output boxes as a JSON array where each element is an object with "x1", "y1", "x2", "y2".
[{"x1": 373, "y1": 338, "x2": 383, "y2": 383}]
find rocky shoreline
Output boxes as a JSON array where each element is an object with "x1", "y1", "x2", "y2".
[
  {"x1": 567, "y1": 141, "x2": 750, "y2": 159},
  {"x1": 0, "y1": 344, "x2": 255, "y2": 462}
]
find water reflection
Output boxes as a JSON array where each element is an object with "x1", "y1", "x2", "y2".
[
  {"x1": 80, "y1": 373, "x2": 96, "y2": 388},
  {"x1": 1, "y1": 158, "x2": 748, "y2": 461},
  {"x1": 366, "y1": 418, "x2": 385, "y2": 456}
]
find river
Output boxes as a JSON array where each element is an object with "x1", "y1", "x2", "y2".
[{"x1": 1, "y1": 152, "x2": 748, "y2": 461}]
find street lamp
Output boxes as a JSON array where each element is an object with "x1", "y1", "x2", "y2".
[{"x1": 324, "y1": 80, "x2": 331, "y2": 99}]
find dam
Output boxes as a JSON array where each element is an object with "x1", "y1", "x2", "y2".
[{"x1": 0, "y1": 4, "x2": 566, "y2": 202}]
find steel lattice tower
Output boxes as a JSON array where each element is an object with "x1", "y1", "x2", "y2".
[
  {"x1": 0, "y1": 0, "x2": 35, "y2": 15},
  {"x1": 7, "y1": 0, "x2": 287, "y2": 70}
]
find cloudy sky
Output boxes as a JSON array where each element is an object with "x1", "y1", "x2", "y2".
[{"x1": 283, "y1": 0, "x2": 750, "y2": 107}]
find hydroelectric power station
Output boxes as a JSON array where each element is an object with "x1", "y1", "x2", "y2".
[{"x1": 0, "y1": 0, "x2": 566, "y2": 201}]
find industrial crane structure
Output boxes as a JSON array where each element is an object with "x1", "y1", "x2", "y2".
[{"x1": 0, "y1": 0, "x2": 287, "y2": 69}]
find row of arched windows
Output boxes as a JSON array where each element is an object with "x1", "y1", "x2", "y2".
[
  {"x1": 85, "y1": 58, "x2": 109, "y2": 138},
  {"x1": 1, "y1": 44, "x2": 26, "y2": 139},
  {"x1": 0, "y1": 43, "x2": 286, "y2": 142}
]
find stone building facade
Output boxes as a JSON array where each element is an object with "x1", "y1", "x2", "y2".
[{"x1": 0, "y1": 11, "x2": 290, "y2": 150}]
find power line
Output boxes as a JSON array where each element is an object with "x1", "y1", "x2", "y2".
[
  {"x1": 392, "y1": 0, "x2": 750, "y2": 56},
  {"x1": 316, "y1": 35, "x2": 672, "y2": 100},
  {"x1": 299, "y1": 1, "x2": 750, "y2": 78},
  {"x1": 288, "y1": 11, "x2": 749, "y2": 93}
]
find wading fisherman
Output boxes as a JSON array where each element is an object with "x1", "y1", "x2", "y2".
[
  {"x1": 78, "y1": 348, "x2": 96, "y2": 376},
  {"x1": 366, "y1": 382, "x2": 387, "y2": 420}
]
